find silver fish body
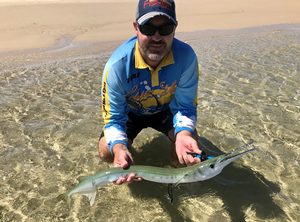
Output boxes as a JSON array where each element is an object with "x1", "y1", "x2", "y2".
[{"x1": 68, "y1": 143, "x2": 256, "y2": 206}]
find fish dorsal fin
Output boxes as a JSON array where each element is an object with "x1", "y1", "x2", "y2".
[{"x1": 83, "y1": 190, "x2": 97, "y2": 206}]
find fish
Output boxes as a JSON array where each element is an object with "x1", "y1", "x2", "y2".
[{"x1": 67, "y1": 142, "x2": 256, "y2": 206}]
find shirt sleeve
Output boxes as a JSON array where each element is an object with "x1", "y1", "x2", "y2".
[
  {"x1": 170, "y1": 51, "x2": 199, "y2": 135},
  {"x1": 101, "y1": 64, "x2": 128, "y2": 154}
]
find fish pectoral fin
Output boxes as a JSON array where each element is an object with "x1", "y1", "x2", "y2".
[
  {"x1": 174, "y1": 173, "x2": 189, "y2": 187},
  {"x1": 83, "y1": 190, "x2": 97, "y2": 206}
]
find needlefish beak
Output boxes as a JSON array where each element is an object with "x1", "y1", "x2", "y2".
[{"x1": 216, "y1": 147, "x2": 257, "y2": 167}]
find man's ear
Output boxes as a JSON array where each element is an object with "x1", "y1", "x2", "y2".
[
  {"x1": 175, "y1": 21, "x2": 178, "y2": 29},
  {"x1": 133, "y1": 21, "x2": 138, "y2": 31}
]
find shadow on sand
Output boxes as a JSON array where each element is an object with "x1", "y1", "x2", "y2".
[{"x1": 128, "y1": 135, "x2": 286, "y2": 222}]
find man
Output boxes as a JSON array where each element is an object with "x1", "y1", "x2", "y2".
[{"x1": 98, "y1": 0, "x2": 202, "y2": 184}]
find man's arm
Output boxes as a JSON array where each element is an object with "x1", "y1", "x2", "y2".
[
  {"x1": 101, "y1": 65, "x2": 128, "y2": 154},
  {"x1": 101, "y1": 65, "x2": 134, "y2": 166},
  {"x1": 170, "y1": 51, "x2": 201, "y2": 165},
  {"x1": 101, "y1": 64, "x2": 144, "y2": 184}
]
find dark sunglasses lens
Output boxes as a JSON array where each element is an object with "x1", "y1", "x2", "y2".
[
  {"x1": 139, "y1": 24, "x2": 174, "y2": 36},
  {"x1": 159, "y1": 24, "x2": 174, "y2": 36},
  {"x1": 139, "y1": 25, "x2": 156, "y2": 36}
]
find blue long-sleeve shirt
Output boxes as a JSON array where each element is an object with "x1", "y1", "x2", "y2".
[{"x1": 101, "y1": 37, "x2": 199, "y2": 152}]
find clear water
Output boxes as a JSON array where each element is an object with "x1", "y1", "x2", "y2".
[{"x1": 0, "y1": 24, "x2": 299, "y2": 221}]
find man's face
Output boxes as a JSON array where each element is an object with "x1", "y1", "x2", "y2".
[{"x1": 134, "y1": 15, "x2": 176, "y2": 68}]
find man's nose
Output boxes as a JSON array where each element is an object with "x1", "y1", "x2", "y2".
[{"x1": 151, "y1": 30, "x2": 163, "y2": 40}]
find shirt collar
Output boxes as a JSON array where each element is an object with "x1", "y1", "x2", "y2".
[{"x1": 134, "y1": 41, "x2": 174, "y2": 70}]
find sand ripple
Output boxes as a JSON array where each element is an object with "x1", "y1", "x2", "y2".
[{"x1": 0, "y1": 25, "x2": 299, "y2": 221}]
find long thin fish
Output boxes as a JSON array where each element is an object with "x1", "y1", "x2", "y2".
[{"x1": 68, "y1": 142, "x2": 256, "y2": 206}]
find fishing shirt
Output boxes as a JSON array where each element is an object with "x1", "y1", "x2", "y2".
[{"x1": 101, "y1": 36, "x2": 199, "y2": 152}]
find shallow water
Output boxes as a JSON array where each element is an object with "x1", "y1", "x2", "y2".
[{"x1": 0, "y1": 24, "x2": 299, "y2": 221}]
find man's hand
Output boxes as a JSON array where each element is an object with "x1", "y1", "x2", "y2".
[
  {"x1": 175, "y1": 130, "x2": 201, "y2": 166},
  {"x1": 112, "y1": 144, "x2": 142, "y2": 185},
  {"x1": 112, "y1": 144, "x2": 133, "y2": 169}
]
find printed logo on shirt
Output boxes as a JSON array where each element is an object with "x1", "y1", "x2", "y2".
[
  {"x1": 102, "y1": 70, "x2": 111, "y2": 124},
  {"x1": 127, "y1": 80, "x2": 177, "y2": 113}
]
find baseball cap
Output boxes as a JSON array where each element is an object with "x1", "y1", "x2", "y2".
[{"x1": 136, "y1": 0, "x2": 177, "y2": 25}]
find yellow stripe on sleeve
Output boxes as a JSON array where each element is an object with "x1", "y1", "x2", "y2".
[{"x1": 102, "y1": 69, "x2": 111, "y2": 125}]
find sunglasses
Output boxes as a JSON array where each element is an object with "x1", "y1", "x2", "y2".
[{"x1": 138, "y1": 23, "x2": 175, "y2": 36}]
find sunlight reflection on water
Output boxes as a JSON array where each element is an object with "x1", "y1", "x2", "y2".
[{"x1": 0, "y1": 25, "x2": 299, "y2": 221}]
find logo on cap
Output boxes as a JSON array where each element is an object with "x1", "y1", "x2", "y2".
[
  {"x1": 144, "y1": 0, "x2": 172, "y2": 9},
  {"x1": 136, "y1": 0, "x2": 176, "y2": 25}
]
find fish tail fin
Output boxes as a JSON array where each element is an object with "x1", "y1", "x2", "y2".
[
  {"x1": 83, "y1": 190, "x2": 97, "y2": 206},
  {"x1": 66, "y1": 190, "x2": 74, "y2": 207},
  {"x1": 67, "y1": 193, "x2": 72, "y2": 207},
  {"x1": 67, "y1": 189, "x2": 97, "y2": 206}
]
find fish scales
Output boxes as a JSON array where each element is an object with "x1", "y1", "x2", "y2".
[{"x1": 68, "y1": 143, "x2": 256, "y2": 206}]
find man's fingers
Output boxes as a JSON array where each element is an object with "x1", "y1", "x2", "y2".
[
  {"x1": 133, "y1": 177, "x2": 143, "y2": 182},
  {"x1": 180, "y1": 153, "x2": 201, "y2": 166},
  {"x1": 192, "y1": 156, "x2": 200, "y2": 164},
  {"x1": 113, "y1": 151, "x2": 133, "y2": 169},
  {"x1": 192, "y1": 146, "x2": 202, "y2": 154},
  {"x1": 178, "y1": 153, "x2": 185, "y2": 165},
  {"x1": 127, "y1": 174, "x2": 142, "y2": 182},
  {"x1": 126, "y1": 173, "x2": 136, "y2": 182},
  {"x1": 114, "y1": 173, "x2": 142, "y2": 185},
  {"x1": 182, "y1": 154, "x2": 189, "y2": 165},
  {"x1": 114, "y1": 176, "x2": 126, "y2": 185},
  {"x1": 191, "y1": 148, "x2": 201, "y2": 154}
]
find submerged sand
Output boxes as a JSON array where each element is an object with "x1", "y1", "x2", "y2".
[{"x1": 0, "y1": 24, "x2": 299, "y2": 221}]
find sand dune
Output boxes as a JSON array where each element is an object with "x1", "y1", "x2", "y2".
[{"x1": 0, "y1": 0, "x2": 299, "y2": 53}]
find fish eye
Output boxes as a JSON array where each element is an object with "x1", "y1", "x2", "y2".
[{"x1": 210, "y1": 164, "x2": 214, "y2": 169}]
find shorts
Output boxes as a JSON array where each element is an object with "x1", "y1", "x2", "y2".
[{"x1": 100, "y1": 108, "x2": 174, "y2": 142}]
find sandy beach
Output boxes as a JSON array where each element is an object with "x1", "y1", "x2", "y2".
[{"x1": 0, "y1": 0, "x2": 299, "y2": 53}]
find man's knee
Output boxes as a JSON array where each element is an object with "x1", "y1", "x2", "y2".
[
  {"x1": 98, "y1": 137, "x2": 113, "y2": 162},
  {"x1": 167, "y1": 129, "x2": 175, "y2": 143}
]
